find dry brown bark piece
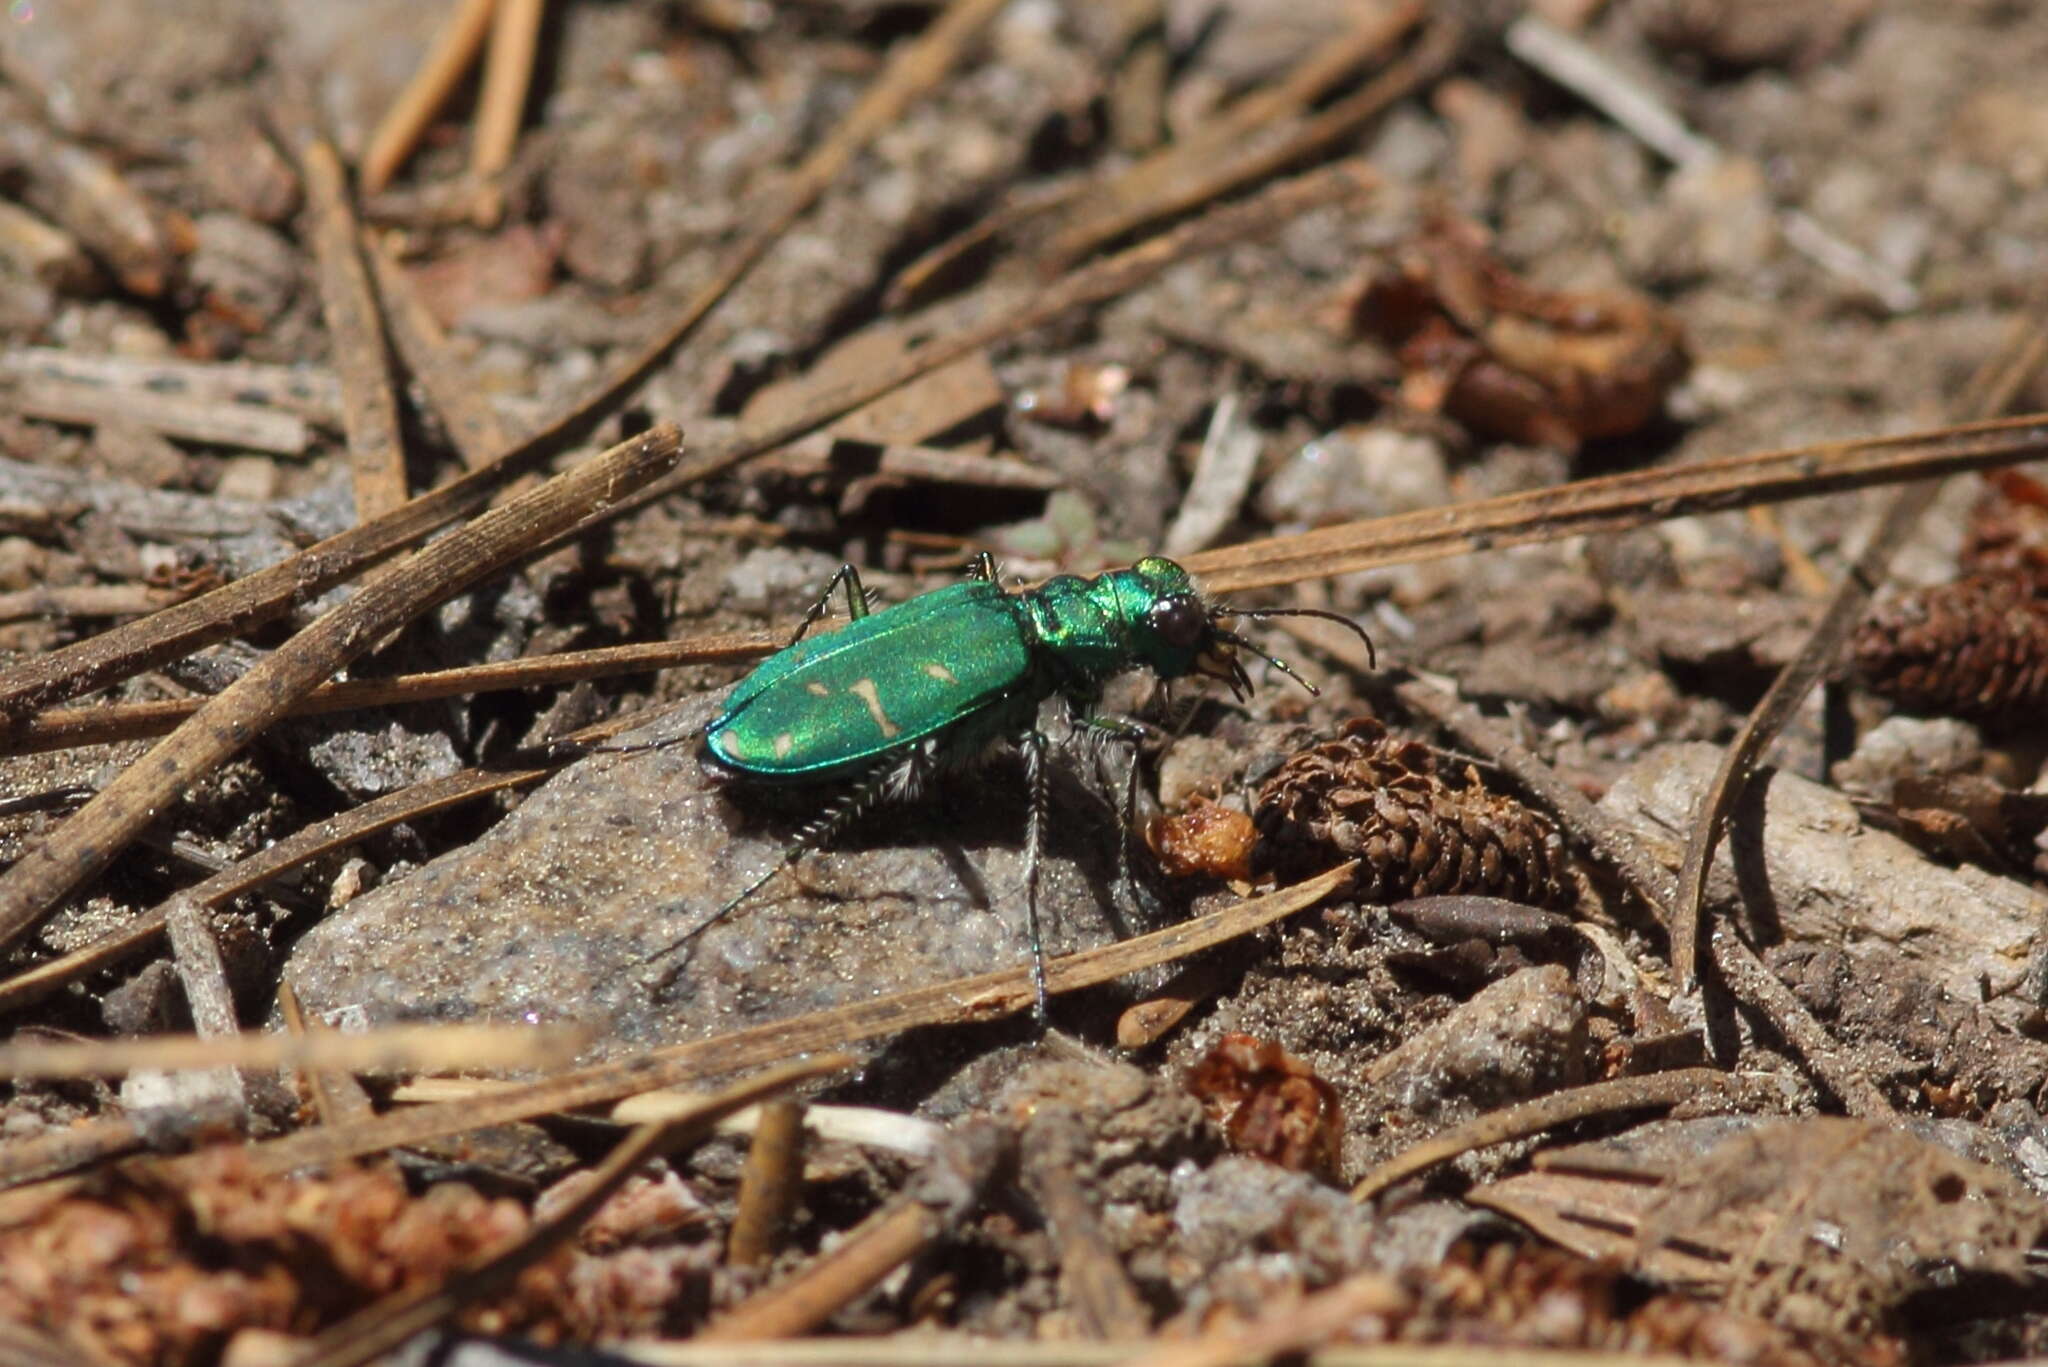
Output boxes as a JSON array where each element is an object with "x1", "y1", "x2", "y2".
[
  {"x1": 1345, "y1": 214, "x2": 1688, "y2": 450},
  {"x1": 1185, "y1": 1032, "x2": 1343, "y2": 1178},
  {"x1": 0, "y1": 1148, "x2": 599, "y2": 1363}
]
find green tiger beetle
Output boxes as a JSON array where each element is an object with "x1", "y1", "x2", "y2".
[{"x1": 615, "y1": 553, "x2": 1372, "y2": 1017}]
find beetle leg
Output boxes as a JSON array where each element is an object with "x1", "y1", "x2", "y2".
[
  {"x1": 964, "y1": 550, "x2": 1000, "y2": 583},
  {"x1": 1075, "y1": 714, "x2": 1152, "y2": 926},
  {"x1": 1021, "y1": 725, "x2": 1052, "y2": 1022},
  {"x1": 645, "y1": 758, "x2": 896, "y2": 994},
  {"x1": 789, "y1": 562, "x2": 873, "y2": 647}
]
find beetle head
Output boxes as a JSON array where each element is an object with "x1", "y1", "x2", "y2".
[{"x1": 1128, "y1": 556, "x2": 1376, "y2": 701}]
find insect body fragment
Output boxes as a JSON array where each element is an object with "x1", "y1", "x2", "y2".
[{"x1": 681, "y1": 553, "x2": 1371, "y2": 1015}]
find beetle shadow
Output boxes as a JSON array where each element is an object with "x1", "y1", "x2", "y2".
[{"x1": 715, "y1": 742, "x2": 1151, "y2": 947}]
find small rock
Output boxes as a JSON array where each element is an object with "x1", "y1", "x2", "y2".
[
  {"x1": 1357, "y1": 965, "x2": 1587, "y2": 1137},
  {"x1": 1257, "y1": 427, "x2": 1449, "y2": 529},
  {"x1": 721, "y1": 546, "x2": 845, "y2": 617},
  {"x1": 213, "y1": 455, "x2": 280, "y2": 504},
  {"x1": 1830, "y1": 715, "x2": 1984, "y2": 803},
  {"x1": 188, "y1": 214, "x2": 300, "y2": 334},
  {"x1": 1602, "y1": 742, "x2": 2045, "y2": 1020},
  {"x1": 1156, "y1": 735, "x2": 1244, "y2": 811}
]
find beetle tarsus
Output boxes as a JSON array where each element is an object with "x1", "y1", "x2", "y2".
[{"x1": 1021, "y1": 726, "x2": 1052, "y2": 1023}]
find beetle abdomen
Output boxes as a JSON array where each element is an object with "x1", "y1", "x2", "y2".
[{"x1": 706, "y1": 580, "x2": 1036, "y2": 781}]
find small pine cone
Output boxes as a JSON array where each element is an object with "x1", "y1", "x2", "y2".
[
  {"x1": 1852, "y1": 573, "x2": 2048, "y2": 722},
  {"x1": 1253, "y1": 718, "x2": 1574, "y2": 908}
]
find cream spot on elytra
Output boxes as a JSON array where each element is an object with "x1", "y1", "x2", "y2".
[
  {"x1": 922, "y1": 661, "x2": 959, "y2": 684},
  {"x1": 847, "y1": 677, "x2": 900, "y2": 738},
  {"x1": 774, "y1": 732, "x2": 795, "y2": 760},
  {"x1": 805, "y1": 681, "x2": 831, "y2": 697}
]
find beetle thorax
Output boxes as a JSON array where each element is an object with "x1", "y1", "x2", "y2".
[{"x1": 1022, "y1": 561, "x2": 1212, "y2": 685}]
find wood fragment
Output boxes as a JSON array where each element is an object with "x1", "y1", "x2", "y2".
[
  {"x1": 0, "y1": 453, "x2": 265, "y2": 541},
  {"x1": 1163, "y1": 392, "x2": 1260, "y2": 557},
  {"x1": 294, "y1": 1055, "x2": 849, "y2": 1367},
  {"x1": 0, "y1": 1021, "x2": 594, "y2": 1080},
  {"x1": 0, "y1": 583, "x2": 184, "y2": 625},
  {"x1": 470, "y1": 0, "x2": 544, "y2": 221},
  {"x1": 763, "y1": 432, "x2": 1059, "y2": 490},
  {"x1": 728, "y1": 1100, "x2": 808, "y2": 1270},
  {"x1": 1504, "y1": 15, "x2": 1716, "y2": 168},
  {"x1": 360, "y1": 0, "x2": 499, "y2": 195},
  {"x1": 1350, "y1": 1068, "x2": 1734, "y2": 1202},
  {"x1": 1106, "y1": 1, "x2": 1167, "y2": 154},
  {"x1": 0, "y1": 424, "x2": 680, "y2": 956},
  {"x1": 277, "y1": 978, "x2": 378, "y2": 1127},
  {"x1": 367, "y1": 234, "x2": 516, "y2": 466},
  {"x1": 163, "y1": 896, "x2": 251, "y2": 1127},
  {"x1": 0, "y1": 373, "x2": 311, "y2": 454},
  {"x1": 744, "y1": 343, "x2": 1005, "y2": 450},
  {"x1": 0, "y1": 199, "x2": 99, "y2": 292},
  {"x1": 699, "y1": 1121, "x2": 1009, "y2": 1342},
  {"x1": 204, "y1": 866, "x2": 1353, "y2": 1178},
  {"x1": 298, "y1": 134, "x2": 410, "y2": 521},
  {"x1": 0, "y1": 1114, "x2": 150, "y2": 1191},
  {"x1": 1020, "y1": 1107, "x2": 1151, "y2": 1339},
  {"x1": 6, "y1": 630, "x2": 775, "y2": 755},
  {"x1": 1114, "y1": 962, "x2": 1226, "y2": 1050},
  {"x1": 0, "y1": 347, "x2": 343, "y2": 424}
]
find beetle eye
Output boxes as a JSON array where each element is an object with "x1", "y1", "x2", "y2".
[{"x1": 1148, "y1": 595, "x2": 1208, "y2": 649}]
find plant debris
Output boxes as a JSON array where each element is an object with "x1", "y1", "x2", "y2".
[
  {"x1": 1345, "y1": 213, "x2": 1690, "y2": 451},
  {"x1": 1254, "y1": 717, "x2": 1574, "y2": 907},
  {"x1": 1184, "y1": 1031, "x2": 1343, "y2": 1177},
  {"x1": 1145, "y1": 792, "x2": 1257, "y2": 884}
]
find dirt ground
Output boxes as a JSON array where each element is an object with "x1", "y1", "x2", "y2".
[{"x1": 2, "y1": 1, "x2": 2048, "y2": 1363}]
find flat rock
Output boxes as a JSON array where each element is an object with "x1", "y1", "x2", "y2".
[
  {"x1": 283, "y1": 697, "x2": 1129, "y2": 1055},
  {"x1": 1600, "y1": 742, "x2": 2045, "y2": 1020}
]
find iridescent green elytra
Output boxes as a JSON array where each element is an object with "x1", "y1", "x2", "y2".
[
  {"x1": 672, "y1": 553, "x2": 1372, "y2": 1014},
  {"x1": 707, "y1": 556, "x2": 1236, "y2": 781}
]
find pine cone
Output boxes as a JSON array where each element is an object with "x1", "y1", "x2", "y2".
[
  {"x1": 1252, "y1": 718, "x2": 1574, "y2": 908},
  {"x1": 1852, "y1": 573, "x2": 2048, "y2": 722}
]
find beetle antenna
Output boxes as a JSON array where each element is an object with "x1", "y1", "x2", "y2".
[
  {"x1": 1230, "y1": 607, "x2": 1377, "y2": 670},
  {"x1": 1215, "y1": 630, "x2": 1319, "y2": 697}
]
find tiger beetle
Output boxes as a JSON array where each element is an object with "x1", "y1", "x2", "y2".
[{"x1": 613, "y1": 553, "x2": 1373, "y2": 1018}]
